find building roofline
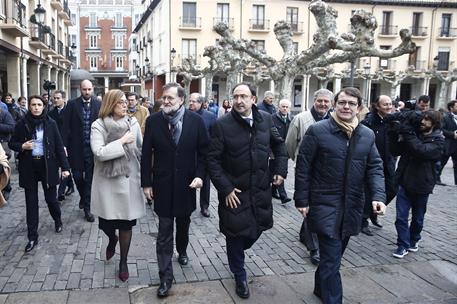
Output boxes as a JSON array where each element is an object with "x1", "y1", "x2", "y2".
[
  {"x1": 321, "y1": 0, "x2": 457, "y2": 8},
  {"x1": 133, "y1": 0, "x2": 161, "y2": 33}
]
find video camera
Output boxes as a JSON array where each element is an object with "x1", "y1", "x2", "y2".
[{"x1": 43, "y1": 80, "x2": 56, "y2": 91}]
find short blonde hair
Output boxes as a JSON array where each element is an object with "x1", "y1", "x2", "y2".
[{"x1": 99, "y1": 89, "x2": 125, "y2": 118}]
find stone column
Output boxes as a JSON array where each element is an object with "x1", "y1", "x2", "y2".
[
  {"x1": 422, "y1": 78, "x2": 430, "y2": 95},
  {"x1": 104, "y1": 76, "x2": 109, "y2": 93},
  {"x1": 303, "y1": 75, "x2": 310, "y2": 112},
  {"x1": 450, "y1": 81, "x2": 457, "y2": 100},
  {"x1": 269, "y1": 80, "x2": 275, "y2": 93},
  {"x1": 6, "y1": 54, "x2": 21, "y2": 97},
  {"x1": 334, "y1": 78, "x2": 342, "y2": 94},
  {"x1": 200, "y1": 77, "x2": 206, "y2": 96},
  {"x1": 21, "y1": 55, "x2": 29, "y2": 97},
  {"x1": 29, "y1": 62, "x2": 41, "y2": 95}
]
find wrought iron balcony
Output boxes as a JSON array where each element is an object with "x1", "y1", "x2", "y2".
[
  {"x1": 49, "y1": 33, "x2": 56, "y2": 50},
  {"x1": 249, "y1": 19, "x2": 270, "y2": 31},
  {"x1": 0, "y1": 0, "x2": 28, "y2": 37},
  {"x1": 58, "y1": 0, "x2": 71, "y2": 21},
  {"x1": 58, "y1": 40, "x2": 64, "y2": 55},
  {"x1": 29, "y1": 25, "x2": 48, "y2": 49},
  {"x1": 213, "y1": 18, "x2": 234, "y2": 31},
  {"x1": 288, "y1": 22, "x2": 304, "y2": 34},
  {"x1": 438, "y1": 27, "x2": 457, "y2": 38},
  {"x1": 410, "y1": 26, "x2": 428, "y2": 37},
  {"x1": 379, "y1": 25, "x2": 398, "y2": 36},
  {"x1": 179, "y1": 17, "x2": 201, "y2": 29}
]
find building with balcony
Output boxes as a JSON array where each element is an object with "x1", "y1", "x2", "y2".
[
  {"x1": 0, "y1": 0, "x2": 73, "y2": 99},
  {"x1": 68, "y1": 0, "x2": 142, "y2": 97},
  {"x1": 132, "y1": 0, "x2": 457, "y2": 109}
]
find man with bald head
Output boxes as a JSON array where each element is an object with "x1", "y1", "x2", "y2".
[
  {"x1": 62, "y1": 79, "x2": 101, "y2": 222},
  {"x1": 188, "y1": 92, "x2": 216, "y2": 217},
  {"x1": 285, "y1": 88, "x2": 333, "y2": 266},
  {"x1": 360, "y1": 95, "x2": 396, "y2": 235}
]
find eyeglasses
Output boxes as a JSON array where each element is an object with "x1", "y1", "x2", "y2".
[
  {"x1": 232, "y1": 94, "x2": 252, "y2": 100},
  {"x1": 117, "y1": 100, "x2": 127, "y2": 105},
  {"x1": 161, "y1": 95, "x2": 176, "y2": 102},
  {"x1": 336, "y1": 100, "x2": 358, "y2": 108}
]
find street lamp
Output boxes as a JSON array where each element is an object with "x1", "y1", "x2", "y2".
[
  {"x1": 363, "y1": 63, "x2": 371, "y2": 105},
  {"x1": 170, "y1": 48, "x2": 176, "y2": 81},
  {"x1": 34, "y1": 3, "x2": 46, "y2": 24}
]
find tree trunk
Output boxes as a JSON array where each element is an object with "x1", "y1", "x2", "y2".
[
  {"x1": 182, "y1": 78, "x2": 191, "y2": 105},
  {"x1": 205, "y1": 73, "x2": 214, "y2": 100},
  {"x1": 277, "y1": 75, "x2": 295, "y2": 102},
  {"x1": 390, "y1": 84, "x2": 398, "y2": 100},
  {"x1": 437, "y1": 82, "x2": 449, "y2": 110},
  {"x1": 226, "y1": 72, "x2": 238, "y2": 101}
]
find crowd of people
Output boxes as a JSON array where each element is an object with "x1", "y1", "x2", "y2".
[{"x1": 0, "y1": 80, "x2": 455, "y2": 304}]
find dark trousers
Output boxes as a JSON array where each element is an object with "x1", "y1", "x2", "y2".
[
  {"x1": 395, "y1": 186, "x2": 429, "y2": 250},
  {"x1": 299, "y1": 218, "x2": 319, "y2": 252},
  {"x1": 72, "y1": 152, "x2": 94, "y2": 213},
  {"x1": 25, "y1": 158, "x2": 61, "y2": 241},
  {"x1": 226, "y1": 236, "x2": 257, "y2": 281},
  {"x1": 200, "y1": 174, "x2": 210, "y2": 210},
  {"x1": 272, "y1": 183, "x2": 288, "y2": 200},
  {"x1": 314, "y1": 234, "x2": 350, "y2": 304},
  {"x1": 438, "y1": 152, "x2": 457, "y2": 185},
  {"x1": 156, "y1": 216, "x2": 191, "y2": 283},
  {"x1": 57, "y1": 173, "x2": 74, "y2": 197}
]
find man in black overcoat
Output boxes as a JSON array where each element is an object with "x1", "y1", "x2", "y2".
[
  {"x1": 437, "y1": 100, "x2": 457, "y2": 185},
  {"x1": 207, "y1": 82, "x2": 287, "y2": 299},
  {"x1": 294, "y1": 87, "x2": 386, "y2": 304},
  {"x1": 141, "y1": 83, "x2": 209, "y2": 298},
  {"x1": 62, "y1": 80, "x2": 101, "y2": 222}
]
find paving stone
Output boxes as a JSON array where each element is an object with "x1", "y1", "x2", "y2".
[
  {"x1": 67, "y1": 288, "x2": 129, "y2": 304},
  {"x1": 5, "y1": 290, "x2": 69, "y2": 304}
]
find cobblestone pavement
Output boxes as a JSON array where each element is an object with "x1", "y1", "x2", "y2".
[{"x1": 0, "y1": 160, "x2": 455, "y2": 296}]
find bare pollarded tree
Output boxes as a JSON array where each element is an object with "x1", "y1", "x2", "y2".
[
  {"x1": 432, "y1": 69, "x2": 457, "y2": 109},
  {"x1": 213, "y1": 0, "x2": 416, "y2": 101}
]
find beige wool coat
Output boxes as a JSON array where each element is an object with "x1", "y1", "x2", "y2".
[{"x1": 90, "y1": 117, "x2": 146, "y2": 221}]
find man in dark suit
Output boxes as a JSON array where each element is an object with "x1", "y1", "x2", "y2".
[
  {"x1": 141, "y1": 83, "x2": 209, "y2": 298},
  {"x1": 437, "y1": 100, "x2": 457, "y2": 185},
  {"x1": 62, "y1": 80, "x2": 101, "y2": 222},
  {"x1": 49, "y1": 90, "x2": 74, "y2": 202},
  {"x1": 188, "y1": 92, "x2": 216, "y2": 217}
]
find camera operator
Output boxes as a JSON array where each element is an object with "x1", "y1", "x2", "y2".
[{"x1": 391, "y1": 110, "x2": 444, "y2": 258}]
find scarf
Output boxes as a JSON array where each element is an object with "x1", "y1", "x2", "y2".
[
  {"x1": 311, "y1": 106, "x2": 328, "y2": 122},
  {"x1": 0, "y1": 144, "x2": 11, "y2": 207},
  {"x1": 25, "y1": 110, "x2": 46, "y2": 129},
  {"x1": 99, "y1": 116, "x2": 140, "y2": 178},
  {"x1": 162, "y1": 105, "x2": 185, "y2": 145},
  {"x1": 331, "y1": 111, "x2": 359, "y2": 138}
]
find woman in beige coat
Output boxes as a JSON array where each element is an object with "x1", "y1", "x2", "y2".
[{"x1": 90, "y1": 89, "x2": 145, "y2": 282}]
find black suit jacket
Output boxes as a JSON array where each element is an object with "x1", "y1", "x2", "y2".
[
  {"x1": 48, "y1": 105, "x2": 66, "y2": 140},
  {"x1": 141, "y1": 109, "x2": 209, "y2": 218},
  {"x1": 62, "y1": 96, "x2": 101, "y2": 170},
  {"x1": 442, "y1": 112, "x2": 457, "y2": 155}
]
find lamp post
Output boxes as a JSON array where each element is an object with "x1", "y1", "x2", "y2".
[
  {"x1": 363, "y1": 63, "x2": 371, "y2": 105},
  {"x1": 34, "y1": 3, "x2": 46, "y2": 24},
  {"x1": 170, "y1": 48, "x2": 176, "y2": 81}
]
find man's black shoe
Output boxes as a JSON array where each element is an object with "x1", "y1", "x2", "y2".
[
  {"x1": 178, "y1": 253, "x2": 188, "y2": 265},
  {"x1": 55, "y1": 221, "x2": 63, "y2": 233},
  {"x1": 272, "y1": 193, "x2": 281, "y2": 199},
  {"x1": 313, "y1": 289, "x2": 322, "y2": 299},
  {"x1": 436, "y1": 180, "x2": 447, "y2": 186},
  {"x1": 79, "y1": 200, "x2": 84, "y2": 209},
  {"x1": 2, "y1": 190, "x2": 10, "y2": 201},
  {"x1": 281, "y1": 197, "x2": 292, "y2": 204},
  {"x1": 235, "y1": 279, "x2": 250, "y2": 299},
  {"x1": 371, "y1": 218, "x2": 383, "y2": 228},
  {"x1": 58, "y1": 195, "x2": 65, "y2": 202},
  {"x1": 310, "y1": 249, "x2": 320, "y2": 266},
  {"x1": 157, "y1": 281, "x2": 171, "y2": 298},
  {"x1": 201, "y1": 208, "x2": 210, "y2": 218},
  {"x1": 85, "y1": 212, "x2": 95, "y2": 222},
  {"x1": 25, "y1": 240, "x2": 38, "y2": 252},
  {"x1": 65, "y1": 187, "x2": 75, "y2": 196},
  {"x1": 361, "y1": 226, "x2": 373, "y2": 236}
]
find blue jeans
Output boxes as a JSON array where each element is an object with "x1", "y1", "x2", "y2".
[{"x1": 395, "y1": 186, "x2": 429, "y2": 249}]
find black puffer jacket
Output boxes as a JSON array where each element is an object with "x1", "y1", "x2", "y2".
[
  {"x1": 393, "y1": 129, "x2": 444, "y2": 195},
  {"x1": 294, "y1": 118, "x2": 385, "y2": 239},
  {"x1": 207, "y1": 106, "x2": 288, "y2": 239}
]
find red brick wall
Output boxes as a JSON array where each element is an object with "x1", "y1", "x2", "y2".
[{"x1": 79, "y1": 15, "x2": 132, "y2": 71}]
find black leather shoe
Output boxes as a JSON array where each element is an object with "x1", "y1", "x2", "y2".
[
  {"x1": 281, "y1": 197, "x2": 292, "y2": 204},
  {"x1": 85, "y1": 212, "x2": 95, "y2": 222},
  {"x1": 361, "y1": 226, "x2": 373, "y2": 236},
  {"x1": 178, "y1": 253, "x2": 188, "y2": 265},
  {"x1": 436, "y1": 180, "x2": 447, "y2": 186},
  {"x1": 58, "y1": 195, "x2": 65, "y2": 202},
  {"x1": 201, "y1": 208, "x2": 210, "y2": 218},
  {"x1": 157, "y1": 281, "x2": 171, "y2": 298},
  {"x1": 55, "y1": 221, "x2": 63, "y2": 233},
  {"x1": 310, "y1": 249, "x2": 320, "y2": 266},
  {"x1": 65, "y1": 187, "x2": 74, "y2": 196},
  {"x1": 235, "y1": 279, "x2": 250, "y2": 299},
  {"x1": 370, "y1": 218, "x2": 383, "y2": 228},
  {"x1": 25, "y1": 240, "x2": 38, "y2": 252}
]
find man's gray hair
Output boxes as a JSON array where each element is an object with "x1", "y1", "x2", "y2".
[
  {"x1": 279, "y1": 99, "x2": 291, "y2": 107},
  {"x1": 264, "y1": 91, "x2": 274, "y2": 99},
  {"x1": 190, "y1": 92, "x2": 206, "y2": 103},
  {"x1": 313, "y1": 89, "x2": 333, "y2": 101}
]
